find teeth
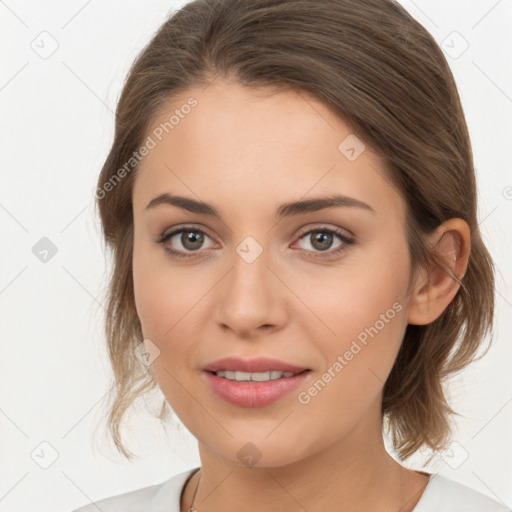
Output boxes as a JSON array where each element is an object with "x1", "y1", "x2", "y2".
[{"x1": 215, "y1": 370, "x2": 297, "y2": 381}]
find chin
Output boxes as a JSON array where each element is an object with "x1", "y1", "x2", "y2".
[{"x1": 201, "y1": 431, "x2": 317, "y2": 469}]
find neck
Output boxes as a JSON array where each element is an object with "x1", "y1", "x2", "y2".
[{"x1": 181, "y1": 410, "x2": 429, "y2": 512}]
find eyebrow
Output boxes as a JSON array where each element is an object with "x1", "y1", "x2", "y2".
[{"x1": 144, "y1": 193, "x2": 376, "y2": 220}]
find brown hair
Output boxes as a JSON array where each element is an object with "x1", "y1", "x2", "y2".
[{"x1": 95, "y1": 0, "x2": 495, "y2": 460}]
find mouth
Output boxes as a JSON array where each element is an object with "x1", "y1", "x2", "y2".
[
  {"x1": 203, "y1": 368, "x2": 312, "y2": 408},
  {"x1": 202, "y1": 356, "x2": 310, "y2": 375},
  {"x1": 202, "y1": 356, "x2": 312, "y2": 407},
  {"x1": 206, "y1": 369, "x2": 311, "y2": 382}
]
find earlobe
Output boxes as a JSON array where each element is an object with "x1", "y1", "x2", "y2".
[{"x1": 407, "y1": 218, "x2": 471, "y2": 326}]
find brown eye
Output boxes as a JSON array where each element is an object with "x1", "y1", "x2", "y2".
[
  {"x1": 307, "y1": 230, "x2": 336, "y2": 251},
  {"x1": 157, "y1": 226, "x2": 216, "y2": 259},
  {"x1": 293, "y1": 226, "x2": 355, "y2": 259},
  {"x1": 179, "y1": 230, "x2": 205, "y2": 251}
]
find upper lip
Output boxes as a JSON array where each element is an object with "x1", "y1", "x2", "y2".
[{"x1": 203, "y1": 357, "x2": 309, "y2": 373}]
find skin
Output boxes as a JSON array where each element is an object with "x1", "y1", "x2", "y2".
[{"x1": 131, "y1": 77, "x2": 470, "y2": 512}]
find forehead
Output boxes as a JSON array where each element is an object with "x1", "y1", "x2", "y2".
[{"x1": 132, "y1": 79, "x2": 405, "y2": 223}]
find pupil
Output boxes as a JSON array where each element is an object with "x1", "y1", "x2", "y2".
[{"x1": 312, "y1": 231, "x2": 332, "y2": 251}]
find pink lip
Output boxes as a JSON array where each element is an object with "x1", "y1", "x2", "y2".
[
  {"x1": 202, "y1": 356, "x2": 309, "y2": 373},
  {"x1": 204, "y1": 370, "x2": 311, "y2": 408}
]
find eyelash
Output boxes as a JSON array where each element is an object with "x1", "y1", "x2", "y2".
[{"x1": 156, "y1": 225, "x2": 355, "y2": 260}]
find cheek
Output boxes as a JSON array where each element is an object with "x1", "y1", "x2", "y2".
[
  {"x1": 314, "y1": 238, "x2": 411, "y2": 378},
  {"x1": 132, "y1": 246, "x2": 211, "y2": 391},
  {"x1": 133, "y1": 263, "x2": 168, "y2": 338},
  {"x1": 298, "y1": 271, "x2": 408, "y2": 433},
  {"x1": 132, "y1": 256, "x2": 197, "y2": 408},
  {"x1": 133, "y1": 243, "x2": 194, "y2": 339}
]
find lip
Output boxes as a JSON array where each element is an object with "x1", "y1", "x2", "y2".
[
  {"x1": 204, "y1": 370, "x2": 311, "y2": 408},
  {"x1": 203, "y1": 356, "x2": 309, "y2": 373}
]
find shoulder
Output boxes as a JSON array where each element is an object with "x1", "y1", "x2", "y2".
[
  {"x1": 414, "y1": 473, "x2": 510, "y2": 512},
  {"x1": 69, "y1": 467, "x2": 199, "y2": 512}
]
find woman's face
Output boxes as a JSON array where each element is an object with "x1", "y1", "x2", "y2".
[{"x1": 132, "y1": 79, "x2": 416, "y2": 466}]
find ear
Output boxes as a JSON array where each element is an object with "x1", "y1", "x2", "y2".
[{"x1": 407, "y1": 218, "x2": 471, "y2": 326}]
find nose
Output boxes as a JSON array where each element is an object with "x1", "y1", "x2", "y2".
[{"x1": 213, "y1": 244, "x2": 288, "y2": 339}]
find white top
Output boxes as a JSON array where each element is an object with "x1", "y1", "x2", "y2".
[{"x1": 71, "y1": 467, "x2": 511, "y2": 512}]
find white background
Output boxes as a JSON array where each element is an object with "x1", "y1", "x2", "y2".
[{"x1": 0, "y1": 1, "x2": 511, "y2": 511}]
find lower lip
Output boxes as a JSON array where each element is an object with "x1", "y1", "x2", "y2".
[{"x1": 204, "y1": 370, "x2": 311, "y2": 408}]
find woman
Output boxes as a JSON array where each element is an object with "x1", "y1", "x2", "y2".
[{"x1": 73, "y1": 0, "x2": 509, "y2": 510}]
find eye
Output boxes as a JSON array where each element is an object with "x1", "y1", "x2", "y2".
[
  {"x1": 156, "y1": 226, "x2": 217, "y2": 259},
  {"x1": 156, "y1": 224, "x2": 355, "y2": 260},
  {"x1": 293, "y1": 226, "x2": 355, "y2": 258}
]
